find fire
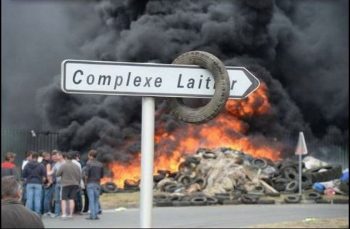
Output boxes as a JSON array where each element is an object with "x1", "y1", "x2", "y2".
[{"x1": 102, "y1": 83, "x2": 282, "y2": 188}]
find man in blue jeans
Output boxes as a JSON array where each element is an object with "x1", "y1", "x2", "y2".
[
  {"x1": 22, "y1": 152, "x2": 46, "y2": 215},
  {"x1": 84, "y1": 150, "x2": 104, "y2": 220},
  {"x1": 48, "y1": 150, "x2": 65, "y2": 217}
]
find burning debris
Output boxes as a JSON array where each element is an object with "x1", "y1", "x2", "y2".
[
  {"x1": 149, "y1": 147, "x2": 348, "y2": 206},
  {"x1": 100, "y1": 146, "x2": 348, "y2": 206}
]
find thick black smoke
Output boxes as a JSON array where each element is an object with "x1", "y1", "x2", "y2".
[{"x1": 37, "y1": 0, "x2": 348, "y2": 162}]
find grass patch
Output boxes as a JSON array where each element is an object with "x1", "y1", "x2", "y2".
[{"x1": 100, "y1": 192, "x2": 140, "y2": 209}]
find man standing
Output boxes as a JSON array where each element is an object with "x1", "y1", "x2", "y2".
[
  {"x1": 22, "y1": 152, "x2": 46, "y2": 215},
  {"x1": 1, "y1": 152, "x2": 19, "y2": 179},
  {"x1": 84, "y1": 149, "x2": 104, "y2": 220},
  {"x1": 41, "y1": 151, "x2": 54, "y2": 216},
  {"x1": 72, "y1": 151, "x2": 83, "y2": 214},
  {"x1": 48, "y1": 150, "x2": 65, "y2": 218},
  {"x1": 21, "y1": 151, "x2": 33, "y2": 205},
  {"x1": 1, "y1": 176, "x2": 44, "y2": 228},
  {"x1": 56, "y1": 151, "x2": 81, "y2": 220}
]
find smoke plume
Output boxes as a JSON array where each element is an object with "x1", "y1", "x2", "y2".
[{"x1": 37, "y1": 0, "x2": 348, "y2": 162}]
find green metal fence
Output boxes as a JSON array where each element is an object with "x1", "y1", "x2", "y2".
[{"x1": 1, "y1": 129, "x2": 59, "y2": 165}]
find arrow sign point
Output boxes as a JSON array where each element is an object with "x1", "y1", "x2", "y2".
[{"x1": 295, "y1": 131, "x2": 308, "y2": 155}]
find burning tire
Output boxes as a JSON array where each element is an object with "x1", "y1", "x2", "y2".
[
  {"x1": 170, "y1": 51, "x2": 230, "y2": 123},
  {"x1": 101, "y1": 182, "x2": 118, "y2": 193}
]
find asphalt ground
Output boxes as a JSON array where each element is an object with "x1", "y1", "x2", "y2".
[{"x1": 42, "y1": 204, "x2": 349, "y2": 228}]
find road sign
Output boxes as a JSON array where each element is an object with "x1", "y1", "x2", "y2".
[
  {"x1": 295, "y1": 132, "x2": 308, "y2": 155},
  {"x1": 61, "y1": 60, "x2": 260, "y2": 99}
]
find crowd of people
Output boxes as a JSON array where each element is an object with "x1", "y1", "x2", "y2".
[{"x1": 1, "y1": 148, "x2": 105, "y2": 227}]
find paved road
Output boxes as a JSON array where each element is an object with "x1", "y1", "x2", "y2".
[{"x1": 43, "y1": 204, "x2": 348, "y2": 228}]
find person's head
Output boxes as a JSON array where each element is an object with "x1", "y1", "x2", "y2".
[
  {"x1": 52, "y1": 150, "x2": 63, "y2": 162},
  {"x1": 4, "y1": 152, "x2": 16, "y2": 163},
  {"x1": 66, "y1": 151, "x2": 76, "y2": 160},
  {"x1": 31, "y1": 152, "x2": 39, "y2": 161},
  {"x1": 24, "y1": 151, "x2": 33, "y2": 161},
  {"x1": 62, "y1": 152, "x2": 67, "y2": 160},
  {"x1": 1, "y1": 176, "x2": 22, "y2": 201},
  {"x1": 88, "y1": 150, "x2": 98, "y2": 160},
  {"x1": 42, "y1": 151, "x2": 51, "y2": 161},
  {"x1": 51, "y1": 150, "x2": 58, "y2": 162},
  {"x1": 75, "y1": 151, "x2": 80, "y2": 161}
]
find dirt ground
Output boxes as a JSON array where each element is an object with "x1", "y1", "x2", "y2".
[{"x1": 249, "y1": 218, "x2": 348, "y2": 228}]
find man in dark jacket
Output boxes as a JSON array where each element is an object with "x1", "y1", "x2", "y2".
[
  {"x1": 1, "y1": 176, "x2": 44, "y2": 228},
  {"x1": 23, "y1": 152, "x2": 46, "y2": 215},
  {"x1": 84, "y1": 149, "x2": 104, "y2": 220}
]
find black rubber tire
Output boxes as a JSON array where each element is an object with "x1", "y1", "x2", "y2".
[
  {"x1": 315, "y1": 198, "x2": 331, "y2": 204},
  {"x1": 185, "y1": 156, "x2": 201, "y2": 165},
  {"x1": 285, "y1": 180, "x2": 298, "y2": 193},
  {"x1": 272, "y1": 177, "x2": 289, "y2": 192},
  {"x1": 283, "y1": 167, "x2": 298, "y2": 180},
  {"x1": 178, "y1": 175, "x2": 192, "y2": 186},
  {"x1": 101, "y1": 182, "x2": 118, "y2": 193},
  {"x1": 240, "y1": 194, "x2": 259, "y2": 204},
  {"x1": 154, "y1": 200, "x2": 173, "y2": 207},
  {"x1": 333, "y1": 199, "x2": 349, "y2": 204},
  {"x1": 206, "y1": 196, "x2": 219, "y2": 205},
  {"x1": 153, "y1": 174, "x2": 166, "y2": 183},
  {"x1": 306, "y1": 192, "x2": 321, "y2": 200},
  {"x1": 306, "y1": 165, "x2": 343, "y2": 183},
  {"x1": 301, "y1": 174, "x2": 313, "y2": 189},
  {"x1": 252, "y1": 158, "x2": 268, "y2": 169},
  {"x1": 190, "y1": 196, "x2": 207, "y2": 206},
  {"x1": 339, "y1": 181, "x2": 349, "y2": 194},
  {"x1": 202, "y1": 151, "x2": 217, "y2": 159},
  {"x1": 222, "y1": 199, "x2": 241, "y2": 205},
  {"x1": 153, "y1": 194, "x2": 169, "y2": 201},
  {"x1": 169, "y1": 51, "x2": 230, "y2": 123},
  {"x1": 193, "y1": 177, "x2": 207, "y2": 189},
  {"x1": 164, "y1": 183, "x2": 180, "y2": 193},
  {"x1": 257, "y1": 199, "x2": 275, "y2": 204},
  {"x1": 284, "y1": 195, "x2": 301, "y2": 203},
  {"x1": 169, "y1": 195, "x2": 183, "y2": 202}
]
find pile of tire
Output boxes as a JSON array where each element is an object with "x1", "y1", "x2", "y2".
[
  {"x1": 304, "y1": 165, "x2": 343, "y2": 183},
  {"x1": 270, "y1": 159, "x2": 313, "y2": 193}
]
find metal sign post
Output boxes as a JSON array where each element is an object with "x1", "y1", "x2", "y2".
[
  {"x1": 295, "y1": 131, "x2": 308, "y2": 195},
  {"x1": 61, "y1": 58, "x2": 260, "y2": 228},
  {"x1": 140, "y1": 97, "x2": 155, "y2": 228}
]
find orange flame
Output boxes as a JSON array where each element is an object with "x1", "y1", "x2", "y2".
[{"x1": 102, "y1": 83, "x2": 282, "y2": 188}]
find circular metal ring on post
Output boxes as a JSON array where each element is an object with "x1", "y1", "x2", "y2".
[{"x1": 169, "y1": 51, "x2": 230, "y2": 123}]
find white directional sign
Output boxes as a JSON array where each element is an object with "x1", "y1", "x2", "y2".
[{"x1": 62, "y1": 60, "x2": 260, "y2": 99}]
